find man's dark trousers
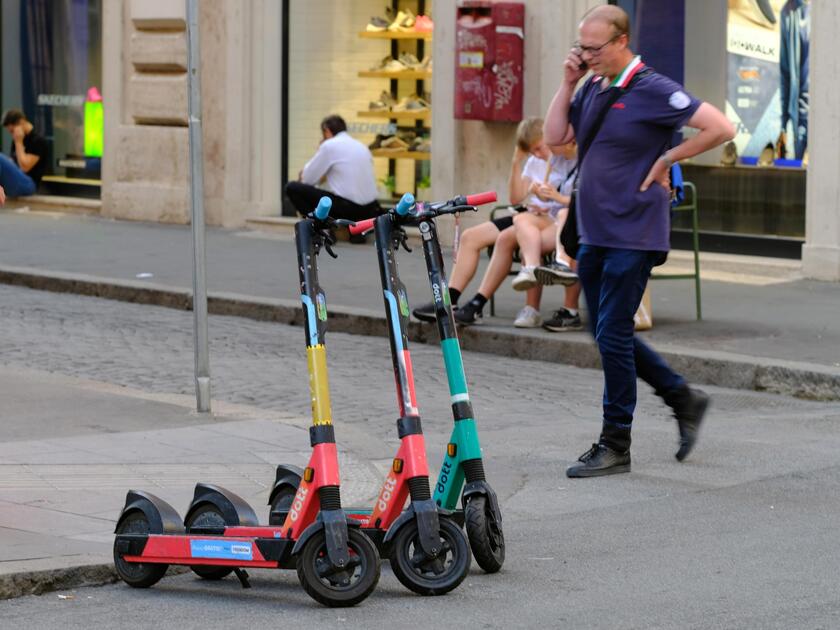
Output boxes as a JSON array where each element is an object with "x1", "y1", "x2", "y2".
[
  {"x1": 285, "y1": 181, "x2": 381, "y2": 221},
  {"x1": 577, "y1": 244, "x2": 685, "y2": 451}
]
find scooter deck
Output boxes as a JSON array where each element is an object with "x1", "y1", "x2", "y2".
[{"x1": 116, "y1": 528, "x2": 298, "y2": 570}]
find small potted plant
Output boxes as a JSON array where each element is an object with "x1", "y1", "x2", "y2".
[
  {"x1": 379, "y1": 175, "x2": 396, "y2": 200},
  {"x1": 416, "y1": 175, "x2": 432, "y2": 201}
]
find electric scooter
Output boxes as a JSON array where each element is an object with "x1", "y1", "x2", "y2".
[
  {"x1": 352, "y1": 191, "x2": 505, "y2": 573},
  {"x1": 112, "y1": 197, "x2": 381, "y2": 607},
  {"x1": 269, "y1": 195, "x2": 472, "y2": 596}
]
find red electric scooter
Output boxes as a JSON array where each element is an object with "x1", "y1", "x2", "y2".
[
  {"x1": 269, "y1": 195, "x2": 473, "y2": 596},
  {"x1": 112, "y1": 198, "x2": 380, "y2": 607}
]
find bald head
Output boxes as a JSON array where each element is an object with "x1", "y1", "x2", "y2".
[{"x1": 581, "y1": 5, "x2": 631, "y2": 39}]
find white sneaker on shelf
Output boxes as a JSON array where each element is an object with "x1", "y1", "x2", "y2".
[
  {"x1": 511, "y1": 265, "x2": 538, "y2": 291},
  {"x1": 514, "y1": 305, "x2": 542, "y2": 328}
]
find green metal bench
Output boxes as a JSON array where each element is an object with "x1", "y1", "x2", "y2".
[{"x1": 650, "y1": 181, "x2": 702, "y2": 320}]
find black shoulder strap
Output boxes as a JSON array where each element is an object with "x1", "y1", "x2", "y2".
[{"x1": 578, "y1": 67, "x2": 652, "y2": 165}]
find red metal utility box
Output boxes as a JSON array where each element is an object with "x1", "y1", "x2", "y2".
[{"x1": 454, "y1": 1, "x2": 524, "y2": 122}]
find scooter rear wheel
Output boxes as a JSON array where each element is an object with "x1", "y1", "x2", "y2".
[
  {"x1": 113, "y1": 511, "x2": 168, "y2": 588},
  {"x1": 185, "y1": 505, "x2": 234, "y2": 580},
  {"x1": 465, "y1": 495, "x2": 505, "y2": 573},
  {"x1": 296, "y1": 528, "x2": 380, "y2": 607},
  {"x1": 269, "y1": 486, "x2": 296, "y2": 523},
  {"x1": 389, "y1": 516, "x2": 471, "y2": 596}
]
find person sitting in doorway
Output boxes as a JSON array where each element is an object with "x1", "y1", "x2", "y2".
[
  {"x1": 285, "y1": 115, "x2": 382, "y2": 226},
  {"x1": 1, "y1": 108, "x2": 48, "y2": 198}
]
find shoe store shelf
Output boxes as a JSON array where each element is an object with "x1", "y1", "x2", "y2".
[
  {"x1": 358, "y1": 69, "x2": 432, "y2": 80},
  {"x1": 372, "y1": 149, "x2": 431, "y2": 160},
  {"x1": 358, "y1": 110, "x2": 430, "y2": 122},
  {"x1": 359, "y1": 31, "x2": 432, "y2": 40}
]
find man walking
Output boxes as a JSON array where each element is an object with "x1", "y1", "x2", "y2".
[{"x1": 544, "y1": 6, "x2": 734, "y2": 477}]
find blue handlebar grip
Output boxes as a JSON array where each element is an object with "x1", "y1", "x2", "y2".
[
  {"x1": 314, "y1": 196, "x2": 332, "y2": 220},
  {"x1": 395, "y1": 193, "x2": 415, "y2": 216}
]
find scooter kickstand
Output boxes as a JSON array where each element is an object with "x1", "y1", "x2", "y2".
[{"x1": 233, "y1": 568, "x2": 251, "y2": 589}]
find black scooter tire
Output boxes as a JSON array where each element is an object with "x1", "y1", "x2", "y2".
[
  {"x1": 465, "y1": 495, "x2": 505, "y2": 573},
  {"x1": 270, "y1": 486, "x2": 296, "y2": 516},
  {"x1": 296, "y1": 528, "x2": 380, "y2": 607},
  {"x1": 185, "y1": 505, "x2": 234, "y2": 581},
  {"x1": 114, "y1": 511, "x2": 168, "y2": 588},
  {"x1": 389, "y1": 516, "x2": 471, "y2": 596}
]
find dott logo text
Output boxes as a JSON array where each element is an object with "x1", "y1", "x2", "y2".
[
  {"x1": 288, "y1": 486, "x2": 309, "y2": 521},
  {"x1": 377, "y1": 475, "x2": 397, "y2": 512}
]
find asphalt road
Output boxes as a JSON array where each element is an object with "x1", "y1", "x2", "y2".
[{"x1": 1, "y1": 285, "x2": 840, "y2": 629}]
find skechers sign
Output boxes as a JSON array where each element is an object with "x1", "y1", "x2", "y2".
[{"x1": 190, "y1": 540, "x2": 253, "y2": 561}]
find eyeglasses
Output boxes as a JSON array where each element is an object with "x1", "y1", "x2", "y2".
[{"x1": 574, "y1": 33, "x2": 623, "y2": 56}]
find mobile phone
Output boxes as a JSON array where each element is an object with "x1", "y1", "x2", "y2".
[{"x1": 578, "y1": 61, "x2": 588, "y2": 71}]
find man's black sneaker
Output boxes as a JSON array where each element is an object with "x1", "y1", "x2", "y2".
[
  {"x1": 412, "y1": 301, "x2": 436, "y2": 323},
  {"x1": 664, "y1": 385, "x2": 710, "y2": 462},
  {"x1": 542, "y1": 308, "x2": 583, "y2": 332},
  {"x1": 453, "y1": 303, "x2": 482, "y2": 326},
  {"x1": 534, "y1": 260, "x2": 579, "y2": 286},
  {"x1": 566, "y1": 443, "x2": 631, "y2": 478}
]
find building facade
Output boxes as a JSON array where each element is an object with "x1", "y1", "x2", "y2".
[{"x1": 1, "y1": 0, "x2": 838, "y2": 280}]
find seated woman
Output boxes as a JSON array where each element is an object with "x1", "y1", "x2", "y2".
[{"x1": 412, "y1": 117, "x2": 578, "y2": 327}]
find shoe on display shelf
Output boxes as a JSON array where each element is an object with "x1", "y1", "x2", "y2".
[
  {"x1": 387, "y1": 9, "x2": 415, "y2": 32},
  {"x1": 366, "y1": 16, "x2": 389, "y2": 32},
  {"x1": 414, "y1": 15, "x2": 434, "y2": 32},
  {"x1": 398, "y1": 53, "x2": 422, "y2": 69}
]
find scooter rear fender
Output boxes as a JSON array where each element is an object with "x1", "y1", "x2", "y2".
[{"x1": 184, "y1": 483, "x2": 260, "y2": 529}]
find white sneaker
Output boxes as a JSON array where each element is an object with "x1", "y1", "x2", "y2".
[
  {"x1": 514, "y1": 305, "x2": 542, "y2": 328},
  {"x1": 511, "y1": 266, "x2": 537, "y2": 291}
]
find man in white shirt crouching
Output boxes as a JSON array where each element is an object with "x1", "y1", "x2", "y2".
[{"x1": 286, "y1": 115, "x2": 382, "y2": 227}]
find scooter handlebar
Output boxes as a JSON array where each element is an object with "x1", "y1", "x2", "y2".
[
  {"x1": 395, "y1": 193, "x2": 415, "y2": 216},
  {"x1": 464, "y1": 191, "x2": 497, "y2": 206},
  {"x1": 348, "y1": 218, "x2": 376, "y2": 235},
  {"x1": 313, "y1": 196, "x2": 332, "y2": 220}
]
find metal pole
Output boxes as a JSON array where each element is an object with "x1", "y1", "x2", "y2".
[{"x1": 187, "y1": 0, "x2": 211, "y2": 412}]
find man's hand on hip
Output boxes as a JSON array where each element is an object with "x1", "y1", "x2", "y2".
[{"x1": 640, "y1": 157, "x2": 671, "y2": 193}]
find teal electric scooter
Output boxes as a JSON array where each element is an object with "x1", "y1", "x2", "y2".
[{"x1": 351, "y1": 191, "x2": 505, "y2": 573}]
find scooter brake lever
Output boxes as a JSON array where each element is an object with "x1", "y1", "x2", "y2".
[
  {"x1": 333, "y1": 219, "x2": 355, "y2": 228},
  {"x1": 399, "y1": 232, "x2": 412, "y2": 253},
  {"x1": 321, "y1": 229, "x2": 339, "y2": 258}
]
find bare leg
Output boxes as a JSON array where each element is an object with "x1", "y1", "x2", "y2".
[
  {"x1": 449, "y1": 222, "x2": 502, "y2": 292},
  {"x1": 526, "y1": 225, "x2": 563, "y2": 310},
  {"x1": 513, "y1": 212, "x2": 554, "y2": 267},
  {"x1": 476, "y1": 226, "x2": 517, "y2": 298}
]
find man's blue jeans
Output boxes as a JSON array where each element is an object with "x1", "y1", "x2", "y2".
[
  {"x1": 0, "y1": 154, "x2": 36, "y2": 197},
  {"x1": 577, "y1": 245, "x2": 685, "y2": 451}
]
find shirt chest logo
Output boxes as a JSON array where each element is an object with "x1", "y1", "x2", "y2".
[{"x1": 611, "y1": 102, "x2": 626, "y2": 109}]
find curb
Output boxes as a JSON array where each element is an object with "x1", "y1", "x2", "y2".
[
  {"x1": 2, "y1": 264, "x2": 840, "y2": 401},
  {"x1": 0, "y1": 562, "x2": 117, "y2": 600}
]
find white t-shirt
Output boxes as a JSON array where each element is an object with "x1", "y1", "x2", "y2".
[
  {"x1": 301, "y1": 131, "x2": 378, "y2": 205},
  {"x1": 521, "y1": 153, "x2": 577, "y2": 218}
]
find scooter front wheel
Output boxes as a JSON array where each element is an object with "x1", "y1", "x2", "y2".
[
  {"x1": 113, "y1": 511, "x2": 168, "y2": 588},
  {"x1": 296, "y1": 528, "x2": 381, "y2": 607},
  {"x1": 389, "y1": 516, "x2": 471, "y2": 596},
  {"x1": 465, "y1": 495, "x2": 505, "y2": 573},
  {"x1": 185, "y1": 504, "x2": 234, "y2": 580}
]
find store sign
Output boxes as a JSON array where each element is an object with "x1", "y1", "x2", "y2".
[
  {"x1": 726, "y1": 0, "x2": 810, "y2": 163},
  {"x1": 37, "y1": 94, "x2": 85, "y2": 107},
  {"x1": 348, "y1": 122, "x2": 396, "y2": 136}
]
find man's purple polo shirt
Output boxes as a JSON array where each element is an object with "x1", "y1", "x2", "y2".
[{"x1": 569, "y1": 58, "x2": 701, "y2": 252}]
